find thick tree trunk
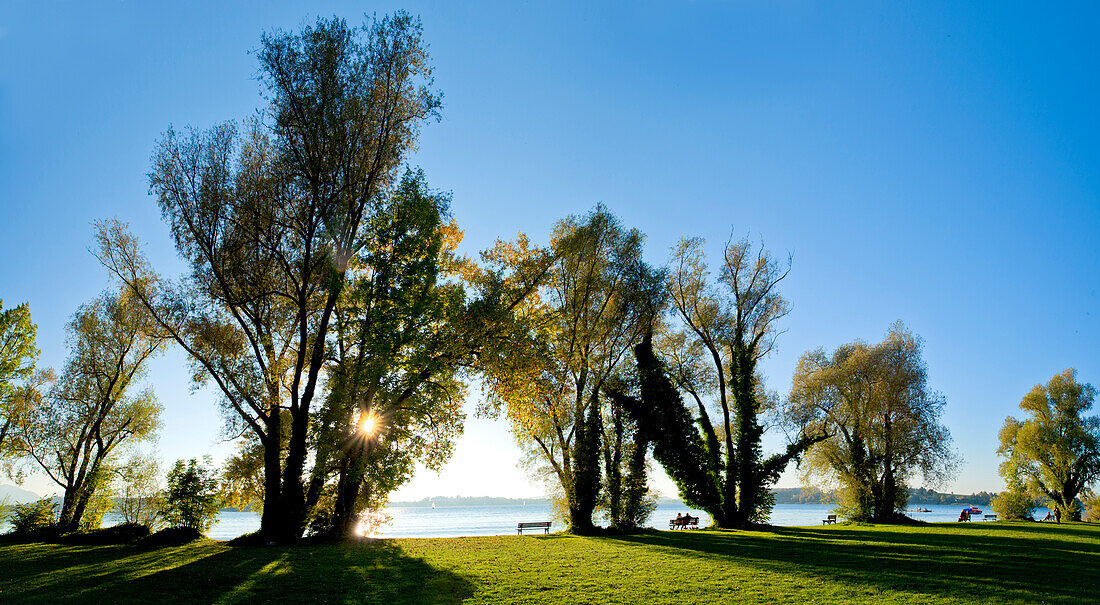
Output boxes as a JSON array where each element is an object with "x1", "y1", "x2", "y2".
[
  {"x1": 57, "y1": 488, "x2": 80, "y2": 533},
  {"x1": 259, "y1": 421, "x2": 283, "y2": 542}
]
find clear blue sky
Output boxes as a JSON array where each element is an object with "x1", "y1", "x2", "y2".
[{"x1": 1, "y1": 1, "x2": 1097, "y2": 499}]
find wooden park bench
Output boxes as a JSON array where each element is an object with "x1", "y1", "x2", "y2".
[
  {"x1": 822, "y1": 514, "x2": 837, "y2": 525},
  {"x1": 517, "y1": 521, "x2": 551, "y2": 535},
  {"x1": 984, "y1": 514, "x2": 997, "y2": 521},
  {"x1": 669, "y1": 515, "x2": 700, "y2": 530}
]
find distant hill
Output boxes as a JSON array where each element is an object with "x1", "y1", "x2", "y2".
[
  {"x1": 392, "y1": 496, "x2": 550, "y2": 508},
  {"x1": 0, "y1": 484, "x2": 41, "y2": 505},
  {"x1": 391, "y1": 487, "x2": 996, "y2": 509}
]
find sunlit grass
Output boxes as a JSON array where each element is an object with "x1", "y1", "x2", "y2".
[{"x1": 0, "y1": 522, "x2": 1096, "y2": 604}]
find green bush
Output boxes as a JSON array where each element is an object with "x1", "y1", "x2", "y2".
[
  {"x1": 163, "y1": 458, "x2": 221, "y2": 534},
  {"x1": 10, "y1": 498, "x2": 56, "y2": 535},
  {"x1": 990, "y1": 489, "x2": 1038, "y2": 520},
  {"x1": 1082, "y1": 493, "x2": 1100, "y2": 523},
  {"x1": 62, "y1": 523, "x2": 151, "y2": 545},
  {"x1": 142, "y1": 526, "x2": 203, "y2": 547}
]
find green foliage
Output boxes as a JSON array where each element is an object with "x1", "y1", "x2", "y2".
[
  {"x1": 659, "y1": 236, "x2": 820, "y2": 527},
  {"x1": 785, "y1": 323, "x2": 957, "y2": 522},
  {"x1": 306, "y1": 170, "x2": 482, "y2": 537},
  {"x1": 16, "y1": 289, "x2": 164, "y2": 533},
  {"x1": 220, "y1": 438, "x2": 264, "y2": 514},
  {"x1": 990, "y1": 488, "x2": 1040, "y2": 520},
  {"x1": 0, "y1": 300, "x2": 38, "y2": 403},
  {"x1": 609, "y1": 334, "x2": 726, "y2": 524},
  {"x1": 97, "y1": 12, "x2": 445, "y2": 544},
  {"x1": 479, "y1": 205, "x2": 663, "y2": 534},
  {"x1": 78, "y1": 467, "x2": 116, "y2": 531},
  {"x1": 0, "y1": 299, "x2": 39, "y2": 461},
  {"x1": 1083, "y1": 492, "x2": 1100, "y2": 523},
  {"x1": 10, "y1": 497, "x2": 55, "y2": 534},
  {"x1": 164, "y1": 458, "x2": 221, "y2": 534},
  {"x1": 113, "y1": 454, "x2": 165, "y2": 528},
  {"x1": 998, "y1": 369, "x2": 1100, "y2": 522}
]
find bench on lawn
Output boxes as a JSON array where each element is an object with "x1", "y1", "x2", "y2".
[
  {"x1": 822, "y1": 514, "x2": 837, "y2": 525},
  {"x1": 984, "y1": 514, "x2": 998, "y2": 521},
  {"x1": 517, "y1": 521, "x2": 551, "y2": 534},
  {"x1": 669, "y1": 515, "x2": 699, "y2": 530}
]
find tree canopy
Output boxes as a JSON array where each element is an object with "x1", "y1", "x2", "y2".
[
  {"x1": 785, "y1": 322, "x2": 957, "y2": 521},
  {"x1": 0, "y1": 300, "x2": 39, "y2": 462},
  {"x1": 998, "y1": 368, "x2": 1100, "y2": 521},
  {"x1": 16, "y1": 289, "x2": 165, "y2": 532}
]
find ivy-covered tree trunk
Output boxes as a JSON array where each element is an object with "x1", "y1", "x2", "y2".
[
  {"x1": 568, "y1": 400, "x2": 603, "y2": 534},
  {"x1": 611, "y1": 335, "x2": 728, "y2": 526}
]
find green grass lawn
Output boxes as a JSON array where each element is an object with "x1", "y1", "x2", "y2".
[{"x1": 2, "y1": 522, "x2": 1097, "y2": 604}]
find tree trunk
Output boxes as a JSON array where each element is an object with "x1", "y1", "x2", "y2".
[{"x1": 259, "y1": 420, "x2": 283, "y2": 542}]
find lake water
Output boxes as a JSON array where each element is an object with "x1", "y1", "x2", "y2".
[
  {"x1": 200, "y1": 501, "x2": 1036, "y2": 540},
  {"x1": 7, "y1": 502, "x2": 1048, "y2": 540}
]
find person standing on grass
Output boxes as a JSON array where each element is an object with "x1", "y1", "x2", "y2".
[{"x1": 1054, "y1": 508, "x2": 1061, "y2": 524}]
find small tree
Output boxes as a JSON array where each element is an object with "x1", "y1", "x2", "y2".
[
  {"x1": 989, "y1": 488, "x2": 1039, "y2": 521},
  {"x1": 164, "y1": 458, "x2": 221, "y2": 534},
  {"x1": 114, "y1": 454, "x2": 165, "y2": 528},
  {"x1": 16, "y1": 290, "x2": 164, "y2": 533}
]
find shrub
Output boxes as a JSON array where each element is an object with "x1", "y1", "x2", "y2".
[
  {"x1": 990, "y1": 488, "x2": 1038, "y2": 520},
  {"x1": 163, "y1": 458, "x2": 221, "y2": 534},
  {"x1": 142, "y1": 526, "x2": 202, "y2": 546},
  {"x1": 62, "y1": 523, "x2": 150, "y2": 545},
  {"x1": 10, "y1": 498, "x2": 56, "y2": 535}
]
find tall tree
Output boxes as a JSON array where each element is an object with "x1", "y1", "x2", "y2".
[
  {"x1": 305, "y1": 170, "x2": 548, "y2": 538},
  {"x1": 998, "y1": 369, "x2": 1100, "y2": 521},
  {"x1": 97, "y1": 13, "x2": 440, "y2": 543},
  {"x1": 653, "y1": 235, "x2": 820, "y2": 527},
  {"x1": 785, "y1": 322, "x2": 957, "y2": 522},
  {"x1": 17, "y1": 290, "x2": 164, "y2": 532},
  {"x1": 481, "y1": 206, "x2": 661, "y2": 533},
  {"x1": 0, "y1": 300, "x2": 39, "y2": 460}
]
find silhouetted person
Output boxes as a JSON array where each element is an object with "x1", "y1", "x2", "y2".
[{"x1": 1054, "y1": 508, "x2": 1061, "y2": 524}]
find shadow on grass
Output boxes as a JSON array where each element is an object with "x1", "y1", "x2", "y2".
[
  {"x1": 0, "y1": 540, "x2": 474, "y2": 604},
  {"x1": 605, "y1": 523, "x2": 1100, "y2": 604}
]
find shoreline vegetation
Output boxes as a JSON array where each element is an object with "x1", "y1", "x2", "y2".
[
  {"x1": 0, "y1": 486, "x2": 998, "y2": 511},
  {"x1": 0, "y1": 521, "x2": 1095, "y2": 604},
  {"x1": 388, "y1": 488, "x2": 998, "y2": 508}
]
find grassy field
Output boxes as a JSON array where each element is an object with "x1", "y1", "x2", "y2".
[{"x1": 1, "y1": 522, "x2": 1097, "y2": 604}]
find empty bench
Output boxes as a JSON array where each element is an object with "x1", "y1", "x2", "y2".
[
  {"x1": 984, "y1": 514, "x2": 997, "y2": 521},
  {"x1": 517, "y1": 521, "x2": 551, "y2": 534},
  {"x1": 822, "y1": 514, "x2": 837, "y2": 525}
]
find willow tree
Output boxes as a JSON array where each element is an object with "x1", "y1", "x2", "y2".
[
  {"x1": 785, "y1": 323, "x2": 957, "y2": 522},
  {"x1": 481, "y1": 206, "x2": 660, "y2": 533},
  {"x1": 998, "y1": 369, "x2": 1100, "y2": 521},
  {"x1": 641, "y1": 235, "x2": 821, "y2": 527},
  {"x1": 18, "y1": 290, "x2": 164, "y2": 532},
  {"x1": 97, "y1": 13, "x2": 440, "y2": 543}
]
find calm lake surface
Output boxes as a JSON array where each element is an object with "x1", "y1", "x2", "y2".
[
  {"x1": 6, "y1": 501, "x2": 1044, "y2": 540},
  {"x1": 198, "y1": 501, "x2": 1032, "y2": 540}
]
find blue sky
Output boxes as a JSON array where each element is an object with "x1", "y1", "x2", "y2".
[{"x1": 1, "y1": 1, "x2": 1097, "y2": 499}]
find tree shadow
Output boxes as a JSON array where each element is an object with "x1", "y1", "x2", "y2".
[
  {"x1": 0, "y1": 540, "x2": 475, "y2": 604},
  {"x1": 605, "y1": 524, "x2": 1099, "y2": 604}
]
